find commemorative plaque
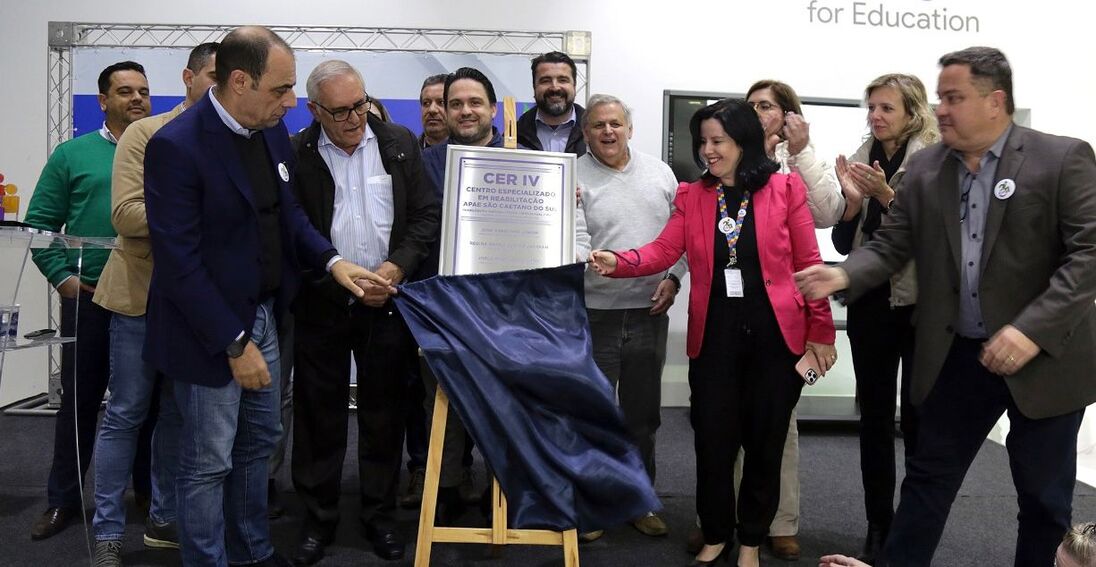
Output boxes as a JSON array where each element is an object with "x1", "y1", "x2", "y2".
[{"x1": 438, "y1": 145, "x2": 576, "y2": 276}]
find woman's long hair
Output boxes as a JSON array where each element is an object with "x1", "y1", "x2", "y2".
[
  {"x1": 864, "y1": 73, "x2": 940, "y2": 146},
  {"x1": 690, "y1": 99, "x2": 780, "y2": 192}
]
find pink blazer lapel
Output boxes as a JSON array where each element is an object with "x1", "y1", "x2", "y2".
[{"x1": 752, "y1": 179, "x2": 771, "y2": 260}]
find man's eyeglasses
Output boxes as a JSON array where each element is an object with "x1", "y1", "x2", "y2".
[
  {"x1": 314, "y1": 97, "x2": 372, "y2": 122},
  {"x1": 960, "y1": 171, "x2": 975, "y2": 223},
  {"x1": 750, "y1": 101, "x2": 781, "y2": 113}
]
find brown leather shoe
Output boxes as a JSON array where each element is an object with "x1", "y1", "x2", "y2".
[
  {"x1": 578, "y1": 530, "x2": 604, "y2": 543},
  {"x1": 631, "y1": 512, "x2": 669, "y2": 537},
  {"x1": 768, "y1": 535, "x2": 801, "y2": 561},
  {"x1": 30, "y1": 507, "x2": 77, "y2": 540}
]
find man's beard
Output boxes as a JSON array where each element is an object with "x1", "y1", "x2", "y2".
[
  {"x1": 449, "y1": 122, "x2": 492, "y2": 145},
  {"x1": 536, "y1": 90, "x2": 572, "y2": 117}
]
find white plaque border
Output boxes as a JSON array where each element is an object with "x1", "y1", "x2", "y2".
[{"x1": 439, "y1": 145, "x2": 576, "y2": 276}]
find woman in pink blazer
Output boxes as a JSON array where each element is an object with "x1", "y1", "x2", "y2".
[{"x1": 591, "y1": 99, "x2": 836, "y2": 567}]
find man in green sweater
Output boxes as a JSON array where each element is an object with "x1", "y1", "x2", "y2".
[{"x1": 24, "y1": 60, "x2": 151, "y2": 541}]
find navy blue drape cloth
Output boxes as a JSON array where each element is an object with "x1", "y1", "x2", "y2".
[{"x1": 393, "y1": 263, "x2": 660, "y2": 532}]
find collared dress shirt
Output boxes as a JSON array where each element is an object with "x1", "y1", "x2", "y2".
[
  {"x1": 534, "y1": 107, "x2": 577, "y2": 153},
  {"x1": 954, "y1": 124, "x2": 1013, "y2": 338},
  {"x1": 318, "y1": 124, "x2": 393, "y2": 272}
]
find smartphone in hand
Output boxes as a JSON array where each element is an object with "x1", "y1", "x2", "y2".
[{"x1": 796, "y1": 349, "x2": 822, "y2": 385}]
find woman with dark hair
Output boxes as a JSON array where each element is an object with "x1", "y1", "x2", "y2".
[
  {"x1": 830, "y1": 73, "x2": 938, "y2": 563},
  {"x1": 590, "y1": 99, "x2": 836, "y2": 566},
  {"x1": 737, "y1": 80, "x2": 852, "y2": 561}
]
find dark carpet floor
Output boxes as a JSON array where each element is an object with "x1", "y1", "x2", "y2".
[{"x1": 1, "y1": 408, "x2": 1093, "y2": 566}]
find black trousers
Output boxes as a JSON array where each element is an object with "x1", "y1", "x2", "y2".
[
  {"x1": 880, "y1": 337, "x2": 1083, "y2": 567},
  {"x1": 47, "y1": 291, "x2": 149, "y2": 509},
  {"x1": 846, "y1": 285, "x2": 917, "y2": 529},
  {"x1": 689, "y1": 311, "x2": 802, "y2": 547},
  {"x1": 588, "y1": 308, "x2": 668, "y2": 484},
  {"x1": 291, "y1": 302, "x2": 412, "y2": 537},
  {"x1": 403, "y1": 350, "x2": 428, "y2": 473},
  {"x1": 422, "y1": 359, "x2": 483, "y2": 488}
]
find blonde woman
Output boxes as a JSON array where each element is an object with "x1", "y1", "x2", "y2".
[{"x1": 830, "y1": 73, "x2": 939, "y2": 563}]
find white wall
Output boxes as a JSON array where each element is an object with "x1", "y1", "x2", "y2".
[{"x1": 2, "y1": 0, "x2": 1096, "y2": 405}]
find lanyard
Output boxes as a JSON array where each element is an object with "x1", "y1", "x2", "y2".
[{"x1": 716, "y1": 184, "x2": 750, "y2": 266}]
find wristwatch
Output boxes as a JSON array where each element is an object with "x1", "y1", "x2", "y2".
[
  {"x1": 883, "y1": 196, "x2": 895, "y2": 213},
  {"x1": 664, "y1": 273, "x2": 681, "y2": 293},
  {"x1": 226, "y1": 333, "x2": 248, "y2": 358}
]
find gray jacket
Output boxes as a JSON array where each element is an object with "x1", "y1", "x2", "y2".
[{"x1": 842, "y1": 126, "x2": 1096, "y2": 418}]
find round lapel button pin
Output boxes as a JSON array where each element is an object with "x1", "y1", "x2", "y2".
[{"x1": 994, "y1": 178, "x2": 1015, "y2": 200}]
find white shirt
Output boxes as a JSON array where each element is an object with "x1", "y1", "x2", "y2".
[
  {"x1": 98, "y1": 122, "x2": 119, "y2": 144},
  {"x1": 319, "y1": 124, "x2": 393, "y2": 271},
  {"x1": 208, "y1": 87, "x2": 253, "y2": 139}
]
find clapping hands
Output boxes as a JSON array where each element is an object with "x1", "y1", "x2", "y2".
[{"x1": 836, "y1": 156, "x2": 895, "y2": 205}]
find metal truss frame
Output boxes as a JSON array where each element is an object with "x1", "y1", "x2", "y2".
[
  {"x1": 41, "y1": 21, "x2": 591, "y2": 411},
  {"x1": 46, "y1": 22, "x2": 592, "y2": 153}
]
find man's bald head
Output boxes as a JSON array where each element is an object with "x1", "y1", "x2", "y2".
[{"x1": 215, "y1": 26, "x2": 292, "y2": 87}]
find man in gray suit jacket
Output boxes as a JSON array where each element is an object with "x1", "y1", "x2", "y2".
[{"x1": 797, "y1": 46, "x2": 1096, "y2": 566}]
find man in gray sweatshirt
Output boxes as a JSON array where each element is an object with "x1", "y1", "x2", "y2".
[{"x1": 575, "y1": 94, "x2": 685, "y2": 539}]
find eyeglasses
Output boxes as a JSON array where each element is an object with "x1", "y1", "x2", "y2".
[
  {"x1": 750, "y1": 101, "x2": 781, "y2": 113},
  {"x1": 959, "y1": 171, "x2": 975, "y2": 223},
  {"x1": 313, "y1": 97, "x2": 371, "y2": 122}
]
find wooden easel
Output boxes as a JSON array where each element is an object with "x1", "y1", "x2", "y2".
[
  {"x1": 413, "y1": 97, "x2": 580, "y2": 566},
  {"x1": 413, "y1": 387, "x2": 580, "y2": 566}
]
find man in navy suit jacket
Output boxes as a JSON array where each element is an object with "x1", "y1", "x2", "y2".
[{"x1": 143, "y1": 27, "x2": 389, "y2": 566}]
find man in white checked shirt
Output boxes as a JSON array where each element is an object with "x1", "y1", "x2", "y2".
[{"x1": 287, "y1": 60, "x2": 439, "y2": 565}]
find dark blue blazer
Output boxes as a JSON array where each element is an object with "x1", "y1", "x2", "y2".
[{"x1": 143, "y1": 93, "x2": 336, "y2": 387}]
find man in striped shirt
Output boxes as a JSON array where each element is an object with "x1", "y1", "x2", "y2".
[{"x1": 288, "y1": 60, "x2": 439, "y2": 565}]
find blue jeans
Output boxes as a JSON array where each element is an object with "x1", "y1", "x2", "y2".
[
  {"x1": 174, "y1": 300, "x2": 281, "y2": 566},
  {"x1": 92, "y1": 313, "x2": 181, "y2": 541}
]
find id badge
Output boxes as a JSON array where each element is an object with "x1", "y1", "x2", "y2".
[{"x1": 724, "y1": 268, "x2": 744, "y2": 298}]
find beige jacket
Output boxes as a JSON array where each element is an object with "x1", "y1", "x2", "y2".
[
  {"x1": 775, "y1": 140, "x2": 844, "y2": 228},
  {"x1": 845, "y1": 134, "x2": 931, "y2": 307},
  {"x1": 94, "y1": 103, "x2": 187, "y2": 316}
]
